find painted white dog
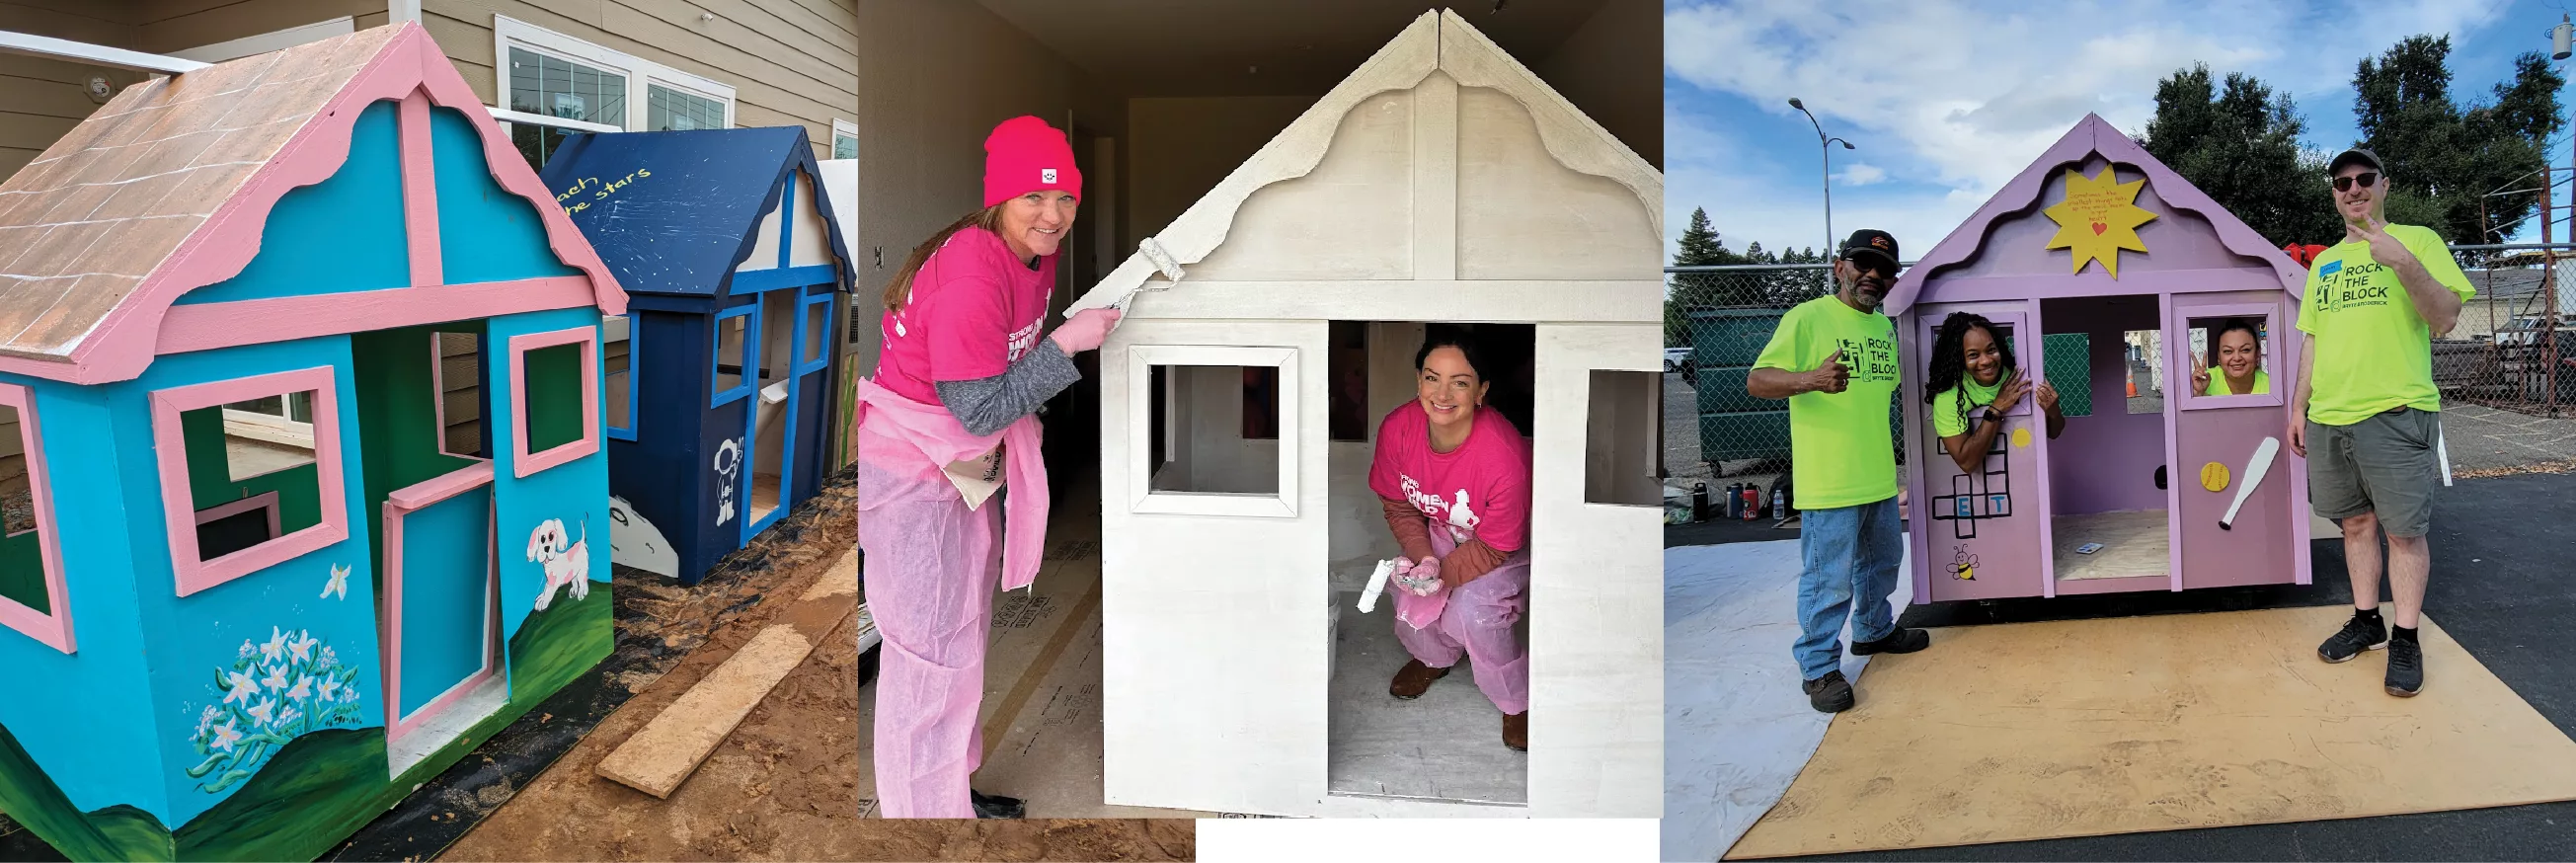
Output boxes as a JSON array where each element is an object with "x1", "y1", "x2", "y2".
[{"x1": 526, "y1": 517, "x2": 591, "y2": 611}]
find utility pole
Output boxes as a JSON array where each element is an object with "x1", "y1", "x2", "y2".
[{"x1": 1788, "y1": 98, "x2": 1854, "y2": 257}]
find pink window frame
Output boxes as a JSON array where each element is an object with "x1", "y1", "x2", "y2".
[
  {"x1": 0, "y1": 383, "x2": 72, "y2": 653},
  {"x1": 507, "y1": 326, "x2": 601, "y2": 479},
  {"x1": 152, "y1": 366, "x2": 350, "y2": 597}
]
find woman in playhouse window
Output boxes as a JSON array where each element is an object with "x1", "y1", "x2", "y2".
[
  {"x1": 1925, "y1": 311, "x2": 2067, "y2": 473},
  {"x1": 2190, "y1": 317, "x2": 2271, "y2": 396},
  {"x1": 848, "y1": 116, "x2": 1122, "y2": 819},
  {"x1": 1372, "y1": 328, "x2": 1533, "y2": 752}
]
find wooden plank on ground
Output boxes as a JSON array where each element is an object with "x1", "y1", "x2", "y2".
[{"x1": 594, "y1": 548, "x2": 858, "y2": 798}]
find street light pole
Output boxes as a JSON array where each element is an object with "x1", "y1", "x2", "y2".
[{"x1": 1789, "y1": 97, "x2": 1855, "y2": 258}]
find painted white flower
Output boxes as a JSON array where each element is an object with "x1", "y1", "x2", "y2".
[
  {"x1": 283, "y1": 674, "x2": 313, "y2": 701},
  {"x1": 287, "y1": 632, "x2": 318, "y2": 663},
  {"x1": 200, "y1": 704, "x2": 221, "y2": 723},
  {"x1": 276, "y1": 706, "x2": 301, "y2": 728},
  {"x1": 208, "y1": 719, "x2": 241, "y2": 752},
  {"x1": 260, "y1": 627, "x2": 287, "y2": 663},
  {"x1": 319, "y1": 646, "x2": 339, "y2": 667},
  {"x1": 259, "y1": 664, "x2": 289, "y2": 693},
  {"x1": 317, "y1": 677, "x2": 340, "y2": 701},
  {"x1": 320, "y1": 564, "x2": 350, "y2": 600},
  {"x1": 222, "y1": 668, "x2": 261, "y2": 704},
  {"x1": 343, "y1": 685, "x2": 359, "y2": 703},
  {"x1": 237, "y1": 640, "x2": 255, "y2": 660},
  {"x1": 245, "y1": 698, "x2": 274, "y2": 726}
]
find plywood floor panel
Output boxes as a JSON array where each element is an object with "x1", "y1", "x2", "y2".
[
  {"x1": 1727, "y1": 606, "x2": 2576, "y2": 858},
  {"x1": 2052, "y1": 510, "x2": 2169, "y2": 581},
  {"x1": 1327, "y1": 590, "x2": 1528, "y2": 805}
]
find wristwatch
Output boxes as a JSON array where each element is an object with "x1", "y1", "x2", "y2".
[{"x1": 1983, "y1": 408, "x2": 2004, "y2": 428}]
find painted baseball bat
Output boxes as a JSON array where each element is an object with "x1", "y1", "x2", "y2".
[{"x1": 2219, "y1": 436, "x2": 2281, "y2": 530}]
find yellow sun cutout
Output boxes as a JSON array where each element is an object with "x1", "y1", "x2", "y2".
[{"x1": 2043, "y1": 168, "x2": 2157, "y2": 277}]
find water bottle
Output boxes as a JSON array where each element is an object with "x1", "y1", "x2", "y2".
[
  {"x1": 1741, "y1": 484, "x2": 1758, "y2": 520},
  {"x1": 1767, "y1": 488, "x2": 1782, "y2": 520},
  {"x1": 1692, "y1": 482, "x2": 1710, "y2": 521}
]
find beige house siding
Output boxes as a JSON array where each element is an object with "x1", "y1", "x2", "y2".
[
  {"x1": 0, "y1": 3, "x2": 143, "y2": 181},
  {"x1": 129, "y1": 0, "x2": 388, "y2": 53},
  {"x1": 422, "y1": 0, "x2": 860, "y2": 162}
]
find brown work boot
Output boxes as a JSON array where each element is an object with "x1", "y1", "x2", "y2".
[
  {"x1": 1389, "y1": 659, "x2": 1450, "y2": 699},
  {"x1": 1502, "y1": 711, "x2": 1527, "y2": 751}
]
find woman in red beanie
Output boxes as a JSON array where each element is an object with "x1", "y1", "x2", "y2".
[{"x1": 848, "y1": 116, "x2": 1121, "y2": 819}]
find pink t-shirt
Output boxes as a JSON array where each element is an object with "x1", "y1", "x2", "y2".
[
  {"x1": 1367, "y1": 403, "x2": 1532, "y2": 553},
  {"x1": 874, "y1": 226, "x2": 1056, "y2": 404}
]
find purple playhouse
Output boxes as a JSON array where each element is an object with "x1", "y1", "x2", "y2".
[{"x1": 1888, "y1": 114, "x2": 2313, "y2": 603}]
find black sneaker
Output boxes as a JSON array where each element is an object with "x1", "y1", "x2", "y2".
[
  {"x1": 1803, "y1": 670, "x2": 1855, "y2": 713},
  {"x1": 1852, "y1": 628, "x2": 1929, "y2": 656},
  {"x1": 972, "y1": 789, "x2": 1025, "y2": 819},
  {"x1": 2385, "y1": 638, "x2": 2424, "y2": 697},
  {"x1": 2317, "y1": 612, "x2": 2388, "y2": 664}
]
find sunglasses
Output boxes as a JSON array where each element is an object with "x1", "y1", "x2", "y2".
[
  {"x1": 2332, "y1": 172, "x2": 2380, "y2": 193},
  {"x1": 1843, "y1": 257, "x2": 1897, "y2": 278}
]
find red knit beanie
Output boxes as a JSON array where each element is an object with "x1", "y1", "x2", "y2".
[{"x1": 983, "y1": 116, "x2": 1082, "y2": 207}]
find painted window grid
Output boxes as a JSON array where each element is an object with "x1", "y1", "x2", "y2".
[
  {"x1": 507, "y1": 326, "x2": 603, "y2": 479},
  {"x1": 493, "y1": 16, "x2": 737, "y2": 170},
  {"x1": 0, "y1": 383, "x2": 71, "y2": 653},
  {"x1": 830, "y1": 119, "x2": 858, "y2": 160},
  {"x1": 151, "y1": 366, "x2": 351, "y2": 597},
  {"x1": 712, "y1": 303, "x2": 758, "y2": 408}
]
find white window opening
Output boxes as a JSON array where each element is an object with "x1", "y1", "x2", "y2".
[
  {"x1": 1130, "y1": 346, "x2": 1298, "y2": 518},
  {"x1": 830, "y1": 119, "x2": 859, "y2": 160},
  {"x1": 493, "y1": 16, "x2": 737, "y2": 170}
]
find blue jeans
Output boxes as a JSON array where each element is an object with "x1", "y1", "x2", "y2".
[{"x1": 1793, "y1": 496, "x2": 1904, "y2": 681}]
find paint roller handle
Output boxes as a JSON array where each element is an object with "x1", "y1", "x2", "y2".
[
  {"x1": 1358, "y1": 559, "x2": 1397, "y2": 613},
  {"x1": 1049, "y1": 307, "x2": 1123, "y2": 353}
]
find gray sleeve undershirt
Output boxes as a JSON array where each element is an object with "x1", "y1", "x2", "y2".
[{"x1": 934, "y1": 339, "x2": 1082, "y2": 436}]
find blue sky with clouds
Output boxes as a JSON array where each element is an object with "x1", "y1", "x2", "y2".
[{"x1": 1666, "y1": 0, "x2": 2572, "y2": 262}]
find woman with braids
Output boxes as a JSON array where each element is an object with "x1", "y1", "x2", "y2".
[
  {"x1": 848, "y1": 116, "x2": 1122, "y2": 819},
  {"x1": 2190, "y1": 317, "x2": 2271, "y2": 396},
  {"x1": 1371, "y1": 327, "x2": 1533, "y2": 751},
  {"x1": 1924, "y1": 311, "x2": 2064, "y2": 474}
]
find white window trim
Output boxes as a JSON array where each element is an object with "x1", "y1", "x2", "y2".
[
  {"x1": 1128, "y1": 346, "x2": 1299, "y2": 518},
  {"x1": 491, "y1": 15, "x2": 735, "y2": 137},
  {"x1": 170, "y1": 17, "x2": 353, "y2": 63},
  {"x1": 829, "y1": 118, "x2": 858, "y2": 159}
]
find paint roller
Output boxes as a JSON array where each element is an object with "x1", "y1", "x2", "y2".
[
  {"x1": 2219, "y1": 436, "x2": 2281, "y2": 531},
  {"x1": 1357, "y1": 559, "x2": 1398, "y2": 613}
]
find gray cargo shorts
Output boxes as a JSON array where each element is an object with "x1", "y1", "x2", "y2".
[{"x1": 2306, "y1": 406, "x2": 2440, "y2": 538}]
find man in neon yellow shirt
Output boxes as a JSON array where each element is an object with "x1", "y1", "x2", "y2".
[
  {"x1": 1748, "y1": 229, "x2": 1928, "y2": 713},
  {"x1": 2295, "y1": 147, "x2": 2471, "y2": 699}
]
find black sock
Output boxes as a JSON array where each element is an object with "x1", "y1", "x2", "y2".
[
  {"x1": 2392, "y1": 625, "x2": 2419, "y2": 645},
  {"x1": 2355, "y1": 607, "x2": 2383, "y2": 627}
]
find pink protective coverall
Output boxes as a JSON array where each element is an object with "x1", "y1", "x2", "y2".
[
  {"x1": 851, "y1": 376, "x2": 1047, "y2": 819},
  {"x1": 1394, "y1": 526, "x2": 1532, "y2": 715}
]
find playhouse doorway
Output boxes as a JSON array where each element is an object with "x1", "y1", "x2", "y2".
[
  {"x1": 1323, "y1": 321, "x2": 1532, "y2": 807},
  {"x1": 351, "y1": 324, "x2": 507, "y2": 777},
  {"x1": 2039, "y1": 294, "x2": 2173, "y2": 584}
]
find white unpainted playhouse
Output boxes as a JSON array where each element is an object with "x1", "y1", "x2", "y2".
[{"x1": 1067, "y1": 10, "x2": 1663, "y2": 818}]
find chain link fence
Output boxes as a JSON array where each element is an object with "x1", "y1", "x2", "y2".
[{"x1": 1666, "y1": 248, "x2": 2576, "y2": 508}]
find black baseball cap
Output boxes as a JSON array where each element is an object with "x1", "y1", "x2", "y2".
[
  {"x1": 1839, "y1": 229, "x2": 1899, "y2": 269},
  {"x1": 2326, "y1": 147, "x2": 2382, "y2": 176}
]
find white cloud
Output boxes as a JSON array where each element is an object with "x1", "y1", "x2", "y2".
[{"x1": 1835, "y1": 163, "x2": 1888, "y2": 187}]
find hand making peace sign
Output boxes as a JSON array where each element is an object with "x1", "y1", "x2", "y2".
[
  {"x1": 2353, "y1": 216, "x2": 2414, "y2": 271},
  {"x1": 2190, "y1": 353, "x2": 2212, "y2": 396}
]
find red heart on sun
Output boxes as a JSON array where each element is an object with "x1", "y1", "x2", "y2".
[{"x1": 2091, "y1": 222, "x2": 2107, "y2": 235}]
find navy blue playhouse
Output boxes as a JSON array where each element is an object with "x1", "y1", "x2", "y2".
[{"x1": 537, "y1": 127, "x2": 856, "y2": 584}]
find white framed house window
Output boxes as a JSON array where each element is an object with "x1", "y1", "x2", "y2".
[
  {"x1": 493, "y1": 16, "x2": 737, "y2": 169},
  {"x1": 1129, "y1": 346, "x2": 1298, "y2": 518},
  {"x1": 830, "y1": 119, "x2": 858, "y2": 160}
]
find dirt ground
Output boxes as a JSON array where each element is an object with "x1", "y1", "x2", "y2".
[{"x1": 437, "y1": 483, "x2": 1193, "y2": 862}]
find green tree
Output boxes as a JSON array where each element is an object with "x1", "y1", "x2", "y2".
[
  {"x1": 2140, "y1": 64, "x2": 2343, "y2": 246},
  {"x1": 1665, "y1": 207, "x2": 1745, "y2": 345},
  {"x1": 2352, "y1": 36, "x2": 2563, "y2": 245}
]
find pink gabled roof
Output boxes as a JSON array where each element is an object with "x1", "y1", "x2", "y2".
[
  {"x1": 1882, "y1": 113, "x2": 2305, "y2": 317},
  {"x1": 0, "y1": 22, "x2": 624, "y2": 384}
]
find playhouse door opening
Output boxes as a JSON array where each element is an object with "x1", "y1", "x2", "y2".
[
  {"x1": 1323, "y1": 321, "x2": 1530, "y2": 807},
  {"x1": 352, "y1": 325, "x2": 507, "y2": 777},
  {"x1": 746, "y1": 289, "x2": 797, "y2": 527},
  {"x1": 2040, "y1": 295, "x2": 2171, "y2": 583}
]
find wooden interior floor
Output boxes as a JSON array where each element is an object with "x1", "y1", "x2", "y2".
[
  {"x1": 2051, "y1": 510, "x2": 2168, "y2": 581},
  {"x1": 749, "y1": 473, "x2": 781, "y2": 523}
]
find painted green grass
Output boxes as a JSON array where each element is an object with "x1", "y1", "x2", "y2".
[{"x1": 2, "y1": 580, "x2": 615, "y2": 861}]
